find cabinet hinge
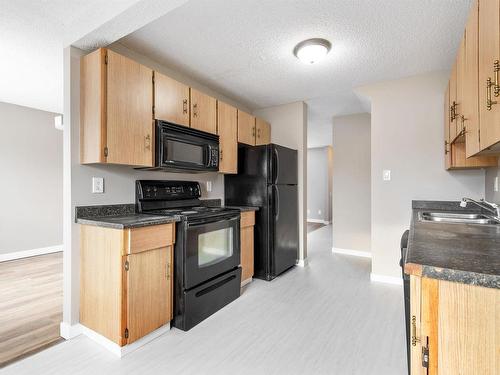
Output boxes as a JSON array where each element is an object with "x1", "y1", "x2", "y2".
[
  {"x1": 124, "y1": 260, "x2": 129, "y2": 271},
  {"x1": 478, "y1": 128, "x2": 481, "y2": 142},
  {"x1": 124, "y1": 328, "x2": 129, "y2": 339},
  {"x1": 105, "y1": 54, "x2": 108, "y2": 65},
  {"x1": 421, "y1": 340, "x2": 429, "y2": 369},
  {"x1": 104, "y1": 147, "x2": 108, "y2": 157}
]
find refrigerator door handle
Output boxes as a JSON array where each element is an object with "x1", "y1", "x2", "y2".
[
  {"x1": 273, "y1": 147, "x2": 279, "y2": 184},
  {"x1": 273, "y1": 185, "x2": 280, "y2": 221}
]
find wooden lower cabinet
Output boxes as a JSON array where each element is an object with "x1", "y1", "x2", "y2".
[
  {"x1": 240, "y1": 211, "x2": 255, "y2": 285},
  {"x1": 80, "y1": 223, "x2": 174, "y2": 346},
  {"x1": 410, "y1": 275, "x2": 499, "y2": 375}
]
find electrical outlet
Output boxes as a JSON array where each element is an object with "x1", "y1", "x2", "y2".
[
  {"x1": 92, "y1": 177, "x2": 104, "y2": 193},
  {"x1": 495, "y1": 176, "x2": 499, "y2": 192},
  {"x1": 206, "y1": 181, "x2": 212, "y2": 192},
  {"x1": 383, "y1": 170, "x2": 391, "y2": 181}
]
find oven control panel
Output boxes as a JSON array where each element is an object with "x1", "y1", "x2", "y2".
[{"x1": 136, "y1": 180, "x2": 201, "y2": 200}]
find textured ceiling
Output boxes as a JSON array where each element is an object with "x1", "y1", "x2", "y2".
[{"x1": 121, "y1": 0, "x2": 473, "y2": 147}]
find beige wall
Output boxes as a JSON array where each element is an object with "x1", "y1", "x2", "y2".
[
  {"x1": 358, "y1": 72, "x2": 485, "y2": 278},
  {"x1": 307, "y1": 146, "x2": 333, "y2": 222},
  {"x1": 0, "y1": 101, "x2": 62, "y2": 255},
  {"x1": 63, "y1": 46, "x2": 249, "y2": 326},
  {"x1": 332, "y1": 113, "x2": 371, "y2": 253},
  {"x1": 253, "y1": 102, "x2": 308, "y2": 264}
]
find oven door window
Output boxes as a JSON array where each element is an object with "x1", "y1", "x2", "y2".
[
  {"x1": 164, "y1": 139, "x2": 207, "y2": 167},
  {"x1": 198, "y1": 227, "x2": 233, "y2": 268}
]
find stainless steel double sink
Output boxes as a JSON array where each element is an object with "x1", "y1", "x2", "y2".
[{"x1": 418, "y1": 212, "x2": 500, "y2": 225}]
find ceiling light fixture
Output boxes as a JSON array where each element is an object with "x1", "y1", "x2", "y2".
[{"x1": 293, "y1": 38, "x2": 332, "y2": 64}]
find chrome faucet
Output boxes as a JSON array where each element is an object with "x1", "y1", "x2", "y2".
[{"x1": 460, "y1": 198, "x2": 500, "y2": 220}]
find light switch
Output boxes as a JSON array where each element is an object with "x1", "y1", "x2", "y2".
[
  {"x1": 495, "y1": 176, "x2": 499, "y2": 192},
  {"x1": 92, "y1": 177, "x2": 104, "y2": 193},
  {"x1": 383, "y1": 170, "x2": 391, "y2": 181}
]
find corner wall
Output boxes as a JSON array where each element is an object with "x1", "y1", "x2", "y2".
[
  {"x1": 307, "y1": 146, "x2": 333, "y2": 223},
  {"x1": 0, "y1": 102, "x2": 62, "y2": 256},
  {"x1": 358, "y1": 72, "x2": 485, "y2": 279},
  {"x1": 332, "y1": 113, "x2": 371, "y2": 253},
  {"x1": 253, "y1": 102, "x2": 308, "y2": 264}
]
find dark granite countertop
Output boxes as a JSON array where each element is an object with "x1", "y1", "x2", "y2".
[{"x1": 405, "y1": 200, "x2": 500, "y2": 289}]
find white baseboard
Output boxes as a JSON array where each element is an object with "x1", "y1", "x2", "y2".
[
  {"x1": 59, "y1": 322, "x2": 82, "y2": 340},
  {"x1": 370, "y1": 273, "x2": 403, "y2": 286},
  {"x1": 307, "y1": 219, "x2": 330, "y2": 224},
  {"x1": 332, "y1": 247, "x2": 372, "y2": 259},
  {"x1": 296, "y1": 258, "x2": 308, "y2": 267},
  {"x1": 76, "y1": 323, "x2": 170, "y2": 357},
  {"x1": 0, "y1": 245, "x2": 63, "y2": 262}
]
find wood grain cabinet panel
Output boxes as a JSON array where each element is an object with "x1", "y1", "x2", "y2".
[
  {"x1": 80, "y1": 48, "x2": 154, "y2": 167},
  {"x1": 449, "y1": 61, "x2": 458, "y2": 142},
  {"x1": 80, "y1": 224, "x2": 174, "y2": 346},
  {"x1": 217, "y1": 101, "x2": 238, "y2": 174},
  {"x1": 410, "y1": 276, "x2": 500, "y2": 375},
  {"x1": 444, "y1": 82, "x2": 451, "y2": 170},
  {"x1": 237, "y1": 110, "x2": 256, "y2": 145},
  {"x1": 240, "y1": 211, "x2": 255, "y2": 285},
  {"x1": 190, "y1": 88, "x2": 217, "y2": 134},
  {"x1": 255, "y1": 117, "x2": 271, "y2": 145},
  {"x1": 154, "y1": 72, "x2": 190, "y2": 127}
]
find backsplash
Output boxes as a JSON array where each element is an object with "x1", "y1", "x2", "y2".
[{"x1": 485, "y1": 166, "x2": 500, "y2": 203}]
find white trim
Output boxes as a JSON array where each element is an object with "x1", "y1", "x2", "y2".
[
  {"x1": 77, "y1": 323, "x2": 170, "y2": 357},
  {"x1": 0, "y1": 245, "x2": 63, "y2": 262},
  {"x1": 241, "y1": 278, "x2": 253, "y2": 287},
  {"x1": 59, "y1": 322, "x2": 82, "y2": 340},
  {"x1": 332, "y1": 247, "x2": 372, "y2": 259},
  {"x1": 296, "y1": 258, "x2": 308, "y2": 267},
  {"x1": 307, "y1": 218, "x2": 330, "y2": 224},
  {"x1": 370, "y1": 273, "x2": 403, "y2": 286}
]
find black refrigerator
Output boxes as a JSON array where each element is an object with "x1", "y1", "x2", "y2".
[{"x1": 225, "y1": 143, "x2": 298, "y2": 281}]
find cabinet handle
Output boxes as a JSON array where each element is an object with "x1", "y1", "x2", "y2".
[
  {"x1": 411, "y1": 315, "x2": 420, "y2": 346},
  {"x1": 166, "y1": 262, "x2": 170, "y2": 280},
  {"x1": 220, "y1": 149, "x2": 223, "y2": 161},
  {"x1": 487, "y1": 78, "x2": 497, "y2": 111},
  {"x1": 444, "y1": 141, "x2": 449, "y2": 155},
  {"x1": 145, "y1": 134, "x2": 151, "y2": 150},
  {"x1": 193, "y1": 103, "x2": 198, "y2": 117},
  {"x1": 252, "y1": 127, "x2": 255, "y2": 137},
  {"x1": 183, "y1": 99, "x2": 188, "y2": 114},
  {"x1": 257, "y1": 128, "x2": 261, "y2": 139},
  {"x1": 450, "y1": 101, "x2": 458, "y2": 121},
  {"x1": 494, "y1": 60, "x2": 500, "y2": 97}
]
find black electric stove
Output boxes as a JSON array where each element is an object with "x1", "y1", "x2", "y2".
[{"x1": 136, "y1": 180, "x2": 242, "y2": 331}]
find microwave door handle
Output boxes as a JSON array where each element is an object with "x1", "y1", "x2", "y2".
[{"x1": 206, "y1": 145, "x2": 212, "y2": 167}]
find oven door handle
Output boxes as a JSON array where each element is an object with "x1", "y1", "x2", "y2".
[{"x1": 187, "y1": 215, "x2": 240, "y2": 228}]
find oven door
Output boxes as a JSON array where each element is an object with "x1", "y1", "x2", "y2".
[{"x1": 184, "y1": 214, "x2": 240, "y2": 290}]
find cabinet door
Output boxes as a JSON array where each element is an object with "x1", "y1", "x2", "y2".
[
  {"x1": 190, "y1": 88, "x2": 217, "y2": 134},
  {"x1": 106, "y1": 50, "x2": 154, "y2": 167},
  {"x1": 449, "y1": 60, "x2": 458, "y2": 141},
  {"x1": 456, "y1": 37, "x2": 466, "y2": 138},
  {"x1": 255, "y1": 118, "x2": 271, "y2": 145},
  {"x1": 126, "y1": 246, "x2": 172, "y2": 344},
  {"x1": 444, "y1": 82, "x2": 451, "y2": 170},
  {"x1": 237, "y1": 110, "x2": 256, "y2": 145},
  {"x1": 464, "y1": 2, "x2": 482, "y2": 157},
  {"x1": 240, "y1": 225, "x2": 254, "y2": 283},
  {"x1": 154, "y1": 72, "x2": 190, "y2": 127},
  {"x1": 479, "y1": 0, "x2": 500, "y2": 150},
  {"x1": 217, "y1": 101, "x2": 238, "y2": 174}
]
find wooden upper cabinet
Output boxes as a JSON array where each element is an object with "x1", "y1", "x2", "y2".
[
  {"x1": 464, "y1": 2, "x2": 482, "y2": 157},
  {"x1": 217, "y1": 101, "x2": 238, "y2": 174},
  {"x1": 154, "y1": 72, "x2": 190, "y2": 127},
  {"x1": 456, "y1": 38, "x2": 466, "y2": 138},
  {"x1": 237, "y1": 110, "x2": 256, "y2": 145},
  {"x1": 444, "y1": 82, "x2": 451, "y2": 170},
  {"x1": 80, "y1": 48, "x2": 154, "y2": 167},
  {"x1": 190, "y1": 88, "x2": 217, "y2": 134},
  {"x1": 479, "y1": 0, "x2": 500, "y2": 151},
  {"x1": 449, "y1": 61, "x2": 458, "y2": 142},
  {"x1": 255, "y1": 117, "x2": 271, "y2": 145}
]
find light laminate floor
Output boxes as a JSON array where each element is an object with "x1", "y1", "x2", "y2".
[
  {"x1": 2, "y1": 226, "x2": 406, "y2": 374},
  {"x1": 0, "y1": 252, "x2": 63, "y2": 368}
]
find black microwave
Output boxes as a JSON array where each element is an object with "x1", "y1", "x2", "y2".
[{"x1": 155, "y1": 120, "x2": 219, "y2": 172}]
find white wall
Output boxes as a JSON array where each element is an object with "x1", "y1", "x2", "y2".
[
  {"x1": 62, "y1": 45, "x2": 249, "y2": 327},
  {"x1": 485, "y1": 163, "x2": 500, "y2": 203},
  {"x1": 307, "y1": 146, "x2": 333, "y2": 222},
  {"x1": 358, "y1": 72, "x2": 486, "y2": 278},
  {"x1": 253, "y1": 102, "x2": 308, "y2": 264},
  {"x1": 332, "y1": 113, "x2": 371, "y2": 253},
  {"x1": 0, "y1": 101, "x2": 62, "y2": 255}
]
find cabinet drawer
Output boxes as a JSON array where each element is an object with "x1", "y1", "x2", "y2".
[
  {"x1": 240, "y1": 211, "x2": 255, "y2": 228},
  {"x1": 124, "y1": 223, "x2": 175, "y2": 255}
]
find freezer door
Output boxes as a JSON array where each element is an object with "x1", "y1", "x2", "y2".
[
  {"x1": 270, "y1": 184, "x2": 298, "y2": 277},
  {"x1": 269, "y1": 144, "x2": 298, "y2": 185}
]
